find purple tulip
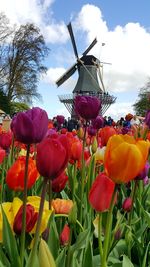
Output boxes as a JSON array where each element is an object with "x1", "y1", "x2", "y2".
[
  {"x1": 11, "y1": 107, "x2": 48, "y2": 144},
  {"x1": 145, "y1": 110, "x2": 150, "y2": 128},
  {"x1": 136, "y1": 161, "x2": 150, "y2": 180},
  {"x1": 56, "y1": 115, "x2": 65, "y2": 125},
  {"x1": 88, "y1": 126, "x2": 97, "y2": 136},
  {"x1": 74, "y1": 95, "x2": 101, "y2": 120},
  {"x1": 121, "y1": 127, "x2": 129, "y2": 135},
  {"x1": 92, "y1": 116, "x2": 104, "y2": 130},
  {"x1": 143, "y1": 176, "x2": 149, "y2": 186}
]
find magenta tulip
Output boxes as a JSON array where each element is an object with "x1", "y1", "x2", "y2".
[{"x1": 11, "y1": 107, "x2": 48, "y2": 144}]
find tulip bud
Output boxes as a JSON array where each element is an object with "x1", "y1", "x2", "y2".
[
  {"x1": 91, "y1": 136, "x2": 98, "y2": 154},
  {"x1": 77, "y1": 127, "x2": 84, "y2": 139},
  {"x1": 114, "y1": 229, "x2": 122, "y2": 240},
  {"x1": 38, "y1": 238, "x2": 56, "y2": 267},
  {"x1": 122, "y1": 197, "x2": 132, "y2": 212},
  {"x1": 60, "y1": 224, "x2": 70, "y2": 246}
]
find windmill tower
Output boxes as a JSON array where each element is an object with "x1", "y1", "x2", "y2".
[{"x1": 56, "y1": 22, "x2": 116, "y2": 118}]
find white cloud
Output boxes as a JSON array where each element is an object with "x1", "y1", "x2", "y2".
[
  {"x1": 105, "y1": 102, "x2": 134, "y2": 121},
  {"x1": 1, "y1": 2, "x2": 150, "y2": 120},
  {"x1": 74, "y1": 4, "x2": 150, "y2": 94},
  {"x1": 0, "y1": 0, "x2": 68, "y2": 44}
]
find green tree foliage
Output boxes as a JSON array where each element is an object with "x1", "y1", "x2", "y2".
[
  {"x1": 133, "y1": 79, "x2": 150, "y2": 116},
  {"x1": 0, "y1": 13, "x2": 49, "y2": 111},
  {"x1": 10, "y1": 102, "x2": 30, "y2": 115},
  {"x1": 0, "y1": 89, "x2": 10, "y2": 114}
]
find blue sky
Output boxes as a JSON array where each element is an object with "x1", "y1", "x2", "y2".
[{"x1": 1, "y1": 0, "x2": 150, "y2": 120}]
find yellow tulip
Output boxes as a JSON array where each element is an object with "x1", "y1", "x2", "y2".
[
  {"x1": 38, "y1": 238, "x2": 56, "y2": 267},
  {"x1": 104, "y1": 134, "x2": 150, "y2": 183},
  {"x1": 95, "y1": 146, "x2": 106, "y2": 162}
]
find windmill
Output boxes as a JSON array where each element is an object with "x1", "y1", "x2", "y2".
[{"x1": 56, "y1": 22, "x2": 116, "y2": 118}]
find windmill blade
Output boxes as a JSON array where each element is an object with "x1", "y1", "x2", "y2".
[
  {"x1": 100, "y1": 61, "x2": 112, "y2": 65},
  {"x1": 67, "y1": 22, "x2": 79, "y2": 59},
  {"x1": 82, "y1": 38, "x2": 97, "y2": 56},
  {"x1": 56, "y1": 63, "x2": 77, "y2": 87}
]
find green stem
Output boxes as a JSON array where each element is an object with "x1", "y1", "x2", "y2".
[
  {"x1": 10, "y1": 134, "x2": 15, "y2": 164},
  {"x1": 55, "y1": 214, "x2": 84, "y2": 231},
  {"x1": 28, "y1": 178, "x2": 47, "y2": 266},
  {"x1": 127, "y1": 180, "x2": 138, "y2": 259},
  {"x1": 72, "y1": 161, "x2": 77, "y2": 201},
  {"x1": 66, "y1": 225, "x2": 73, "y2": 267},
  {"x1": 79, "y1": 121, "x2": 87, "y2": 223},
  {"x1": 128, "y1": 181, "x2": 138, "y2": 226},
  {"x1": 20, "y1": 144, "x2": 30, "y2": 267},
  {"x1": 0, "y1": 157, "x2": 6, "y2": 204},
  {"x1": 101, "y1": 186, "x2": 117, "y2": 267},
  {"x1": 98, "y1": 213, "x2": 103, "y2": 261},
  {"x1": 48, "y1": 179, "x2": 52, "y2": 209}
]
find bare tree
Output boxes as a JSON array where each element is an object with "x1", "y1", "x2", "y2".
[{"x1": 0, "y1": 14, "x2": 49, "y2": 111}]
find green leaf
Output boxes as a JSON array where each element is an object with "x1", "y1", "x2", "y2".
[
  {"x1": 26, "y1": 251, "x2": 40, "y2": 267},
  {"x1": 47, "y1": 218, "x2": 59, "y2": 259},
  {"x1": 71, "y1": 229, "x2": 89, "y2": 253},
  {"x1": 71, "y1": 254, "x2": 80, "y2": 267},
  {"x1": 0, "y1": 260, "x2": 7, "y2": 267},
  {"x1": 141, "y1": 241, "x2": 150, "y2": 267},
  {"x1": 122, "y1": 255, "x2": 134, "y2": 267},
  {"x1": 138, "y1": 199, "x2": 150, "y2": 227},
  {"x1": 93, "y1": 255, "x2": 100, "y2": 267},
  {"x1": 55, "y1": 248, "x2": 66, "y2": 267},
  {"x1": 0, "y1": 245, "x2": 11, "y2": 267},
  {"x1": 109, "y1": 240, "x2": 128, "y2": 260},
  {"x1": 2, "y1": 207, "x2": 21, "y2": 267},
  {"x1": 83, "y1": 241, "x2": 93, "y2": 267}
]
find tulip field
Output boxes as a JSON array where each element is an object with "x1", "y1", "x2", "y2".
[{"x1": 0, "y1": 96, "x2": 150, "y2": 267}]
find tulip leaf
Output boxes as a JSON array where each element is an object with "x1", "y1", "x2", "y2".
[
  {"x1": 0, "y1": 245, "x2": 11, "y2": 267},
  {"x1": 141, "y1": 241, "x2": 150, "y2": 267},
  {"x1": 122, "y1": 255, "x2": 134, "y2": 267},
  {"x1": 0, "y1": 260, "x2": 7, "y2": 267},
  {"x1": 93, "y1": 255, "x2": 100, "y2": 267},
  {"x1": 47, "y1": 218, "x2": 59, "y2": 259},
  {"x1": 55, "y1": 248, "x2": 66, "y2": 267},
  {"x1": 137, "y1": 199, "x2": 150, "y2": 227},
  {"x1": 83, "y1": 241, "x2": 93, "y2": 267},
  {"x1": 1, "y1": 207, "x2": 21, "y2": 267},
  {"x1": 71, "y1": 229, "x2": 90, "y2": 253}
]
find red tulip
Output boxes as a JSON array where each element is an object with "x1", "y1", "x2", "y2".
[
  {"x1": 122, "y1": 197, "x2": 132, "y2": 212},
  {"x1": 0, "y1": 131, "x2": 12, "y2": 150},
  {"x1": 60, "y1": 224, "x2": 70, "y2": 246},
  {"x1": 99, "y1": 126, "x2": 116, "y2": 146},
  {"x1": 36, "y1": 135, "x2": 70, "y2": 180},
  {"x1": 0, "y1": 147, "x2": 6, "y2": 164},
  {"x1": 52, "y1": 171, "x2": 68, "y2": 192},
  {"x1": 13, "y1": 204, "x2": 38, "y2": 234},
  {"x1": 89, "y1": 173, "x2": 115, "y2": 212},
  {"x1": 6, "y1": 156, "x2": 39, "y2": 191},
  {"x1": 70, "y1": 139, "x2": 82, "y2": 161}
]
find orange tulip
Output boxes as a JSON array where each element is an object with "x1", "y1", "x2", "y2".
[
  {"x1": 6, "y1": 156, "x2": 39, "y2": 191},
  {"x1": 99, "y1": 126, "x2": 116, "y2": 146},
  {"x1": 51, "y1": 198, "x2": 73, "y2": 214},
  {"x1": 104, "y1": 134, "x2": 150, "y2": 183}
]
